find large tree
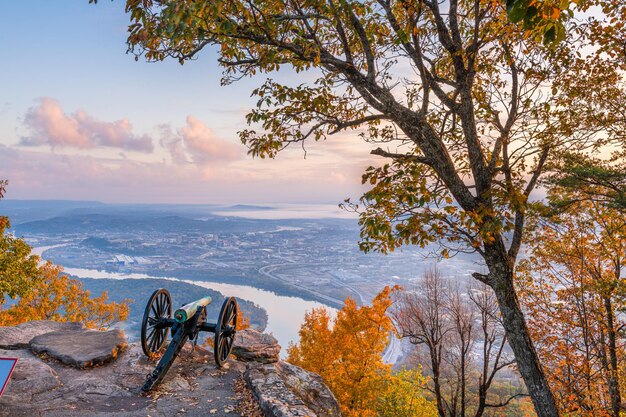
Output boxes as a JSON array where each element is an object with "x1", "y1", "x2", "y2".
[
  {"x1": 519, "y1": 199, "x2": 626, "y2": 416},
  {"x1": 121, "y1": 1, "x2": 625, "y2": 414}
]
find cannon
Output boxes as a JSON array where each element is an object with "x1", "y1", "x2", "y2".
[{"x1": 140, "y1": 288, "x2": 238, "y2": 392}]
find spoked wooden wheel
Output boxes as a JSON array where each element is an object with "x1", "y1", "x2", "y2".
[
  {"x1": 141, "y1": 288, "x2": 172, "y2": 356},
  {"x1": 214, "y1": 297, "x2": 238, "y2": 367}
]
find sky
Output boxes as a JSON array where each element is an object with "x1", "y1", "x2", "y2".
[{"x1": 0, "y1": 2, "x2": 378, "y2": 204}]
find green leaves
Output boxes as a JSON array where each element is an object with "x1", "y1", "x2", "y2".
[
  {"x1": 0, "y1": 180, "x2": 40, "y2": 304},
  {"x1": 544, "y1": 153, "x2": 626, "y2": 212},
  {"x1": 505, "y1": 0, "x2": 571, "y2": 45},
  {"x1": 0, "y1": 217, "x2": 40, "y2": 305},
  {"x1": 506, "y1": 0, "x2": 532, "y2": 23}
]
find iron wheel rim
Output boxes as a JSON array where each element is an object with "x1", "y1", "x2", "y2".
[
  {"x1": 141, "y1": 288, "x2": 172, "y2": 356},
  {"x1": 214, "y1": 297, "x2": 238, "y2": 366}
]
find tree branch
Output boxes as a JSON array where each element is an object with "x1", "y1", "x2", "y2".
[{"x1": 370, "y1": 147, "x2": 432, "y2": 165}]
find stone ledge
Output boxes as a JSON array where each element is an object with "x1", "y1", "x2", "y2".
[
  {"x1": 0, "y1": 348, "x2": 61, "y2": 403},
  {"x1": 0, "y1": 320, "x2": 84, "y2": 349},
  {"x1": 0, "y1": 321, "x2": 340, "y2": 417},
  {"x1": 30, "y1": 329, "x2": 127, "y2": 369},
  {"x1": 245, "y1": 361, "x2": 342, "y2": 417}
]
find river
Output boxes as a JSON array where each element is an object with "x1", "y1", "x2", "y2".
[{"x1": 32, "y1": 246, "x2": 336, "y2": 355}]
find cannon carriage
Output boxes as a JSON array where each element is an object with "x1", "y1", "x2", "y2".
[{"x1": 140, "y1": 288, "x2": 238, "y2": 392}]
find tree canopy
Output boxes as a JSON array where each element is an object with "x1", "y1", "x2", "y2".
[
  {"x1": 288, "y1": 286, "x2": 437, "y2": 417},
  {"x1": 543, "y1": 153, "x2": 626, "y2": 212},
  {"x1": 520, "y1": 189, "x2": 626, "y2": 416},
  {"x1": 0, "y1": 181, "x2": 41, "y2": 304}
]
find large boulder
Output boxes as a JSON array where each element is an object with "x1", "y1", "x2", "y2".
[
  {"x1": 0, "y1": 320, "x2": 84, "y2": 349},
  {"x1": 232, "y1": 329, "x2": 280, "y2": 364},
  {"x1": 245, "y1": 361, "x2": 342, "y2": 417},
  {"x1": 30, "y1": 329, "x2": 127, "y2": 369},
  {"x1": 274, "y1": 361, "x2": 342, "y2": 417}
]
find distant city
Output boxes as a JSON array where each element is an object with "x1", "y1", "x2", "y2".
[
  {"x1": 2, "y1": 200, "x2": 485, "y2": 361},
  {"x1": 4, "y1": 200, "x2": 481, "y2": 307}
]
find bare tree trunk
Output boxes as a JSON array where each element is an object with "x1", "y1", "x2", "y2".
[
  {"x1": 431, "y1": 349, "x2": 446, "y2": 417},
  {"x1": 485, "y1": 252, "x2": 560, "y2": 417},
  {"x1": 603, "y1": 296, "x2": 622, "y2": 417},
  {"x1": 460, "y1": 347, "x2": 467, "y2": 417}
]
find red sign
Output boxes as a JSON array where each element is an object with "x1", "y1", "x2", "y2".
[{"x1": 0, "y1": 358, "x2": 18, "y2": 397}]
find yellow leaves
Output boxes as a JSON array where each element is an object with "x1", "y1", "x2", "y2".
[
  {"x1": 236, "y1": 312, "x2": 251, "y2": 331},
  {"x1": 377, "y1": 368, "x2": 437, "y2": 417},
  {"x1": 288, "y1": 287, "x2": 416, "y2": 417}
]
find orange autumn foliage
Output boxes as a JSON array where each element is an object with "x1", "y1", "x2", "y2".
[
  {"x1": 518, "y1": 200, "x2": 626, "y2": 416},
  {"x1": 0, "y1": 262, "x2": 129, "y2": 330},
  {"x1": 0, "y1": 182, "x2": 129, "y2": 330},
  {"x1": 288, "y1": 286, "x2": 416, "y2": 417},
  {"x1": 236, "y1": 310, "x2": 251, "y2": 331}
]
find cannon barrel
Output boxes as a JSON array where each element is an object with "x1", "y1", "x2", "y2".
[{"x1": 174, "y1": 295, "x2": 213, "y2": 323}]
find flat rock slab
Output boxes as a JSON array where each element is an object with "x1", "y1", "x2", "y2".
[
  {"x1": 232, "y1": 329, "x2": 281, "y2": 364},
  {"x1": 0, "y1": 320, "x2": 84, "y2": 349},
  {"x1": 30, "y1": 329, "x2": 127, "y2": 369}
]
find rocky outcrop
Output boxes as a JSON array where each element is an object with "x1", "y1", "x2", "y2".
[
  {"x1": 236, "y1": 329, "x2": 341, "y2": 417},
  {"x1": 245, "y1": 361, "x2": 341, "y2": 417},
  {"x1": 0, "y1": 348, "x2": 61, "y2": 403},
  {"x1": 0, "y1": 341, "x2": 245, "y2": 417},
  {"x1": 0, "y1": 321, "x2": 341, "y2": 417},
  {"x1": 232, "y1": 329, "x2": 281, "y2": 364},
  {"x1": 0, "y1": 320, "x2": 84, "y2": 349},
  {"x1": 30, "y1": 328, "x2": 127, "y2": 368}
]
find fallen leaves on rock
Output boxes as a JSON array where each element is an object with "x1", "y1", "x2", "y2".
[{"x1": 233, "y1": 377, "x2": 262, "y2": 417}]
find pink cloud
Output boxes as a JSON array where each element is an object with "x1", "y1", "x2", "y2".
[
  {"x1": 20, "y1": 98, "x2": 153, "y2": 152},
  {"x1": 0, "y1": 145, "x2": 371, "y2": 204},
  {"x1": 160, "y1": 116, "x2": 240, "y2": 164}
]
